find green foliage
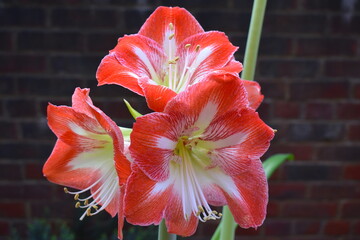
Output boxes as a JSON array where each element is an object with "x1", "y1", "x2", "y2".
[
  {"x1": 263, "y1": 153, "x2": 294, "y2": 178},
  {"x1": 9, "y1": 220, "x2": 74, "y2": 240}
]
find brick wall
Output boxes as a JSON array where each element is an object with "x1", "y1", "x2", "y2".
[{"x1": 0, "y1": 0, "x2": 359, "y2": 239}]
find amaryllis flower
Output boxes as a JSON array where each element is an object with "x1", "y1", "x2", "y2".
[
  {"x1": 124, "y1": 73, "x2": 275, "y2": 236},
  {"x1": 96, "y1": 6, "x2": 262, "y2": 112},
  {"x1": 43, "y1": 88, "x2": 131, "y2": 239}
]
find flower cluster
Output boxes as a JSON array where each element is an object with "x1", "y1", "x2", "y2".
[{"x1": 43, "y1": 7, "x2": 274, "y2": 239}]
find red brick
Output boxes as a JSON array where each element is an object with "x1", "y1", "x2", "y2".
[
  {"x1": 310, "y1": 183, "x2": 360, "y2": 200},
  {"x1": 269, "y1": 182, "x2": 307, "y2": 199},
  {"x1": 259, "y1": 60, "x2": 319, "y2": 78},
  {"x1": 306, "y1": 103, "x2": 334, "y2": 120},
  {"x1": 30, "y1": 201, "x2": 74, "y2": 219},
  {"x1": 337, "y1": 103, "x2": 360, "y2": 119},
  {"x1": 290, "y1": 82, "x2": 349, "y2": 100},
  {"x1": 0, "y1": 31, "x2": 13, "y2": 51},
  {"x1": 284, "y1": 163, "x2": 342, "y2": 181},
  {"x1": 266, "y1": 144, "x2": 314, "y2": 161},
  {"x1": 236, "y1": 227, "x2": 260, "y2": 236},
  {"x1": 274, "y1": 101, "x2": 300, "y2": 119},
  {"x1": 24, "y1": 184, "x2": 54, "y2": 199},
  {"x1": 6, "y1": 100, "x2": 37, "y2": 118},
  {"x1": 0, "y1": 163, "x2": 23, "y2": 180},
  {"x1": 302, "y1": 0, "x2": 342, "y2": 10},
  {"x1": 0, "y1": 55, "x2": 46, "y2": 73},
  {"x1": 264, "y1": 220, "x2": 291, "y2": 236},
  {"x1": 355, "y1": 84, "x2": 360, "y2": 99},
  {"x1": 317, "y1": 146, "x2": 360, "y2": 161},
  {"x1": 267, "y1": 201, "x2": 280, "y2": 217},
  {"x1": 282, "y1": 202, "x2": 337, "y2": 218},
  {"x1": 344, "y1": 164, "x2": 360, "y2": 180},
  {"x1": 0, "y1": 121, "x2": 18, "y2": 140},
  {"x1": 257, "y1": 102, "x2": 271, "y2": 122},
  {"x1": 324, "y1": 220, "x2": 350, "y2": 235},
  {"x1": 331, "y1": 16, "x2": 360, "y2": 34},
  {"x1": 297, "y1": 38, "x2": 357, "y2": 57},
  {"x1": 0, "y1": 202, "x2": 25, "y2": 218},
  {"x1": 0, "y1": 7, "x2": 45, "y2": 26},
  {"x1": 18, "y1": 31, "x2": 84, "y2": 52},
  {"x1": 264, "y1": 14, "x2": 326, "y2": 34},
  {"x1": 0, "y1": 185, "x2": 24, "y2": 199},
  {"x1": 0, "y1": 221, "x2": 9, "y2": 236},
  {"x1": 25, "y1": 163, "x2": 45, "y2": 180},
  {"x1": 342, "y1": 201, "x2": 360, "y2": 218},
  {"x1": 87, "y1": 33, "x2": 119, "y2": 52},
  {"x1": 347, "y1": 124, "x2": 360, "y2": 141},
  {"x1": 354, "y1": 221, "x2": 360, "y2": 235},
  {"x1": 326, "y1": 61, "x2": 360, "y2": 78},
  {"x1": 294, "y1": 220, "x2": 321, "y2": 235},
  {"x1": 51, "y1": 9, "x2": 117, "y2": 29}
]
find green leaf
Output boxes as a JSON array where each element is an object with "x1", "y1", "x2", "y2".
[
  {"x1": 124, "y1": 99, "x2": 143, "y2": 119},
  {"x1": 263, "y1": 153, "x2": 294, "y2": 179}
]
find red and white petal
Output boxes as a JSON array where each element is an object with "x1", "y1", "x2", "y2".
[
  {"x1": 219, "y1": 59, "x2": 243, "y2": 74},
  {"x1": 111, "y1": 35, "x2": 167, "y2": 83},
  {"x1": 222, "y1": 159, "x2": 268, "y2": 228},
  {"x1": 164, "y1": 73, "x2": 249, "y2": 131},
  {"x1": 176, "y1": 31, "x2": 239, "y2": 87},
  {"x1": 47, "y1": 104, "x2": 109, "y2": 149},
  {"x1": 117, "y1": 189, "x2": 125, "y2": 240},
  {"x1": 130, "y1": 112, "x2": 184, "y2": 181},
  {"x1": 124, "y1": 166, "x2": 172, "y2": 225},
  {"x1": 96, "y1": 53, "x2": 144, "y2": 95},
  {"x1": 165, "y1": 194, "x2": 199, "y2": 237},
  {"x1": 139, "y1": 77, "x2": 177, "y2": 112},
  {"x1": 242, "y1": 80, "x2": 264, "y2": 110},
  {"x1": 204, "y1": 108, "x2": 274, "y2": 175},
  {"x1": 43, "y1": 140, "x2": 99, "y2": 190},
  {"x1": 138, "y1": 6, "x2": 203, "y2": 48}
]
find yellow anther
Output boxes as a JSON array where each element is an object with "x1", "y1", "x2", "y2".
[
  {"x1": 84, "y1": 199, "x2": 89, "y2": 206},
  {"x1": 86, "y1": 208, "x2": 92, "y2": 216},
  {"x1": 168, "y1": 57, "x2": 179, "y2": 64},
  {"x1": 168, "y1": 33, "x2": 175, "y2": 40},
  {"x1": 273, "y1": 129, "x2": 278, "y2": 133},
  {"x1": 195, "y1": 45, "x2": 200, "y2": 52},
  {"x1": 74, "y1": 194, "x2": 79, "y2": 200},
  {"x1": 212, "y1": 210, "x2": 218, "y2": 215},
  {"x1": 63, "y1": 187, "x2": 69, "y2": 193},
  {"x1": 75, "y1": 202, "x2": 81, "y2": 208},
  {"x1": 185, "y1": 43, "x2": 191, "y2": 48},
  {"x1": 198, "y1": 206, "x2": 205, "y2": 213},
  {"x1": 93, "y1": 205, "x2": 99, "y2": 210},
  {"x1": 203, "y1": 216, "x2": 210, "y2": 222},
  {"x1": 218, "y1": 213, "x2": 223, "y2": 217},
  {"x1": 169, "y1": 22, "x2": 174, "y2": 30}
]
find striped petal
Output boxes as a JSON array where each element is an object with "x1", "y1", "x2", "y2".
[
  {"x1": 43, "y1": 88, "x2": 130, "y2": 239},
  {"x1": 138, "y1": 6, "x2": 204, "y2": 49}
]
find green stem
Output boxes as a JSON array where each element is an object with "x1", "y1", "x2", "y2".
[
  {"x1": 241, "y1": 0, "x2": 268, "y2": 81},
  {"x1": 158, "y1": 220, "x2": 177, "y2": 240},
  {"x1": 219, "y1": 206, "x2": 237, "y2": 240},
  {"x1": 212, "y1": 0, "x2": 268, "y2": 238}
]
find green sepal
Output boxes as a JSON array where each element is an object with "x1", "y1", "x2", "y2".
[{"x1": 124, "y1": 99, "x2": 143, "y2": 119}]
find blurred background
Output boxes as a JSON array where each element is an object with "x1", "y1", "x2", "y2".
[{"x1": 0, "y1": 0, "x2": 360, "y2": 239}]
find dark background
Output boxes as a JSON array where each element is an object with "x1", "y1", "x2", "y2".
[{"x1": 0, "y1": 0, "x2": 360, "y2": 239}]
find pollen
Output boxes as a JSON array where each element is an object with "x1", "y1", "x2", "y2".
[
  {"x1": 169, "y1": 22, "x2": 174, "y2": 30},
  {"x1": 195, "y1": 45, "x2": 201, "y2": 52},
  {"x1": 168, "y1": 33, "x2": 175, "y2": 40},
  {"x1": 168, "y1": 56, "x2": 180, "y2": 64},
  {"x1": 185, "y1": 43, "x2": 191, "y2": 48}
]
